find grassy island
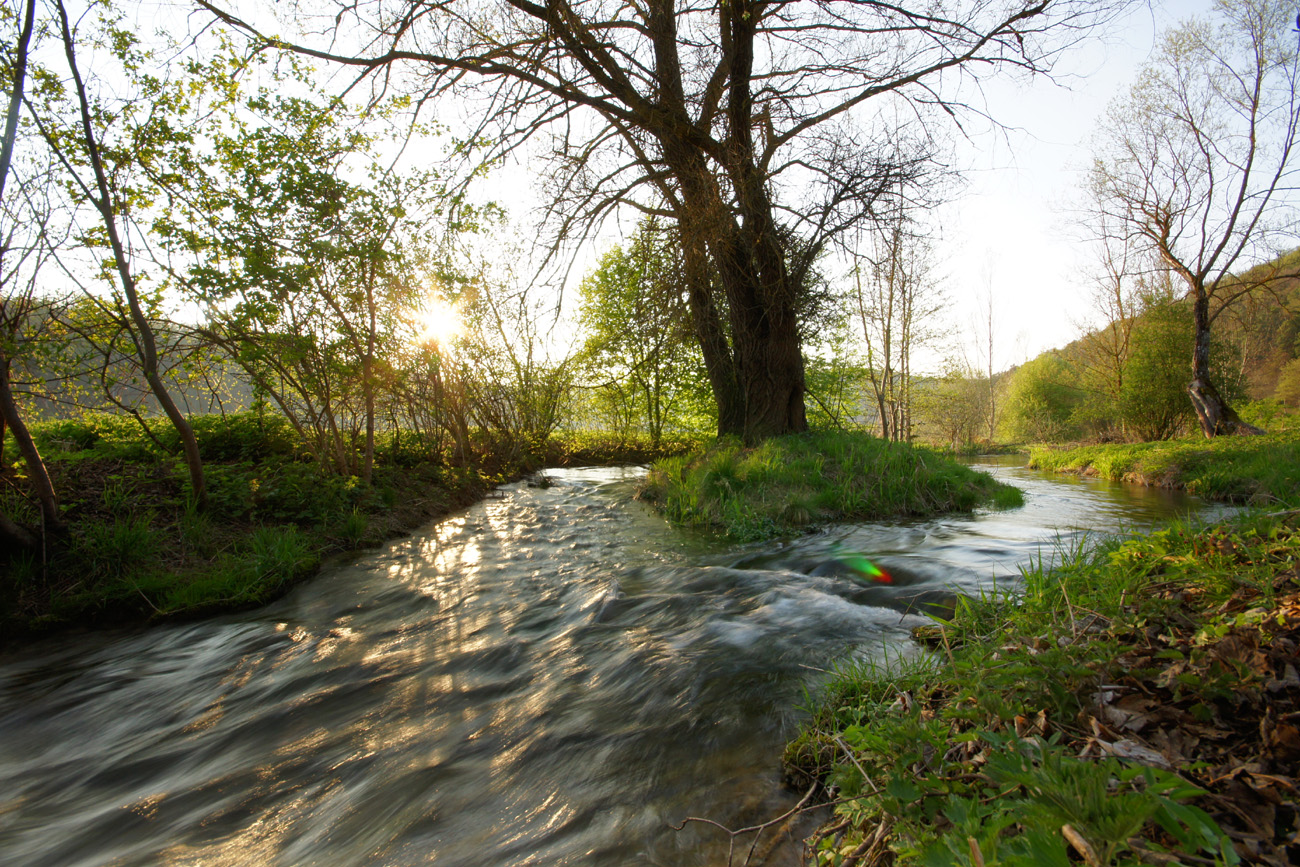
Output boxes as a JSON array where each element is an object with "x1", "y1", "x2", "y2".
[{"x1": 639, "y1": 430, "x2": 1024, "y2": 542}]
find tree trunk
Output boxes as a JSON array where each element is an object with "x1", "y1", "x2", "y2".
[
  {"x1": 0, "y1": 359, "x2": 63, "y2": 533},
  {"x1": 677, "y1": 223, "x2": 743, "y2": 436},
  {"x1": 55, "y1": 0, "x2": 208, "y2": 507},
  {"x1": 0, "y1": 506, "x2": 37, "y2": 551},
  {"x1": 667, "y1": 181, "x2": 808, "y2": 442},
  {"x1": 728, "y1": 293, "x2": 808, "y2": 442},
  {"x1": 362, "y1": 268, "x2": 377, "y2": 484},
  {"x1": 653, "y1": 8, "x2": 808, "y2": 445},
  {"x1": 1188, "y1": 289, "x2": 1263, "y2": 437}
]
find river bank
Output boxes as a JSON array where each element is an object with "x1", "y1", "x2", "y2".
[
  {"x1": 786, "y1": 442, "x2": 1300, "y2": 866},
  {"x1": 0, "y1": 453, "x2": 1243, "y2": 866},
  {"x1": 1028, "y1": 430, "x2": 1300, "y2": 505},
  {"x1": 0, "y1": 414, "x2": 705, "y2": 644}
]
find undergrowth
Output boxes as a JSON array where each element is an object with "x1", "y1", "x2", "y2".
[
  {"x1": 2, "y1": 415, "x2": 719, "y2": 642},
  {"x1": 786, "y1": 511, "x2": 1300, "y2": 865}
]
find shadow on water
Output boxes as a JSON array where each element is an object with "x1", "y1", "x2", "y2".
[{"x1": 0, "y1": 460, "x2": 1230, "y2": 866}]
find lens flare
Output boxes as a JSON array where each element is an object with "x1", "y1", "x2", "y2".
[{"x1": 831, "y1": 544, "x2": 893, "y2": 584}]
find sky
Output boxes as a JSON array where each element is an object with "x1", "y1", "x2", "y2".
[
  {"x1": 935, "y1": 0, "x2": 1215, "y2": 373},
  {"x1": 144, "y1": 0, "x2": 1216, "y2": 371}
]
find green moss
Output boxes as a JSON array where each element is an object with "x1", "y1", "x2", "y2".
[{"x1": 640, "y1": 430, "x2": 1022, "y2": 540}]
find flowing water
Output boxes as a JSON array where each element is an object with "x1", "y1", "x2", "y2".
[{"x1": 0, "y1": 459, "x2": 1233, "y2": 867}]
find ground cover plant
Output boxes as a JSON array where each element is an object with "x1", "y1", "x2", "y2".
[
  {"x1": 1029, "y1": 429, "x2": 1300, "y2": 506},
  {"x1": 785, "y1": 511, "x2": 1300, "y2": 866},
  {"x1": 639, "y1": 430, "x2": 1024, "y2": 542},
  {"x1": 1, "y1": 414, "x2": 697, "y2": 643}
]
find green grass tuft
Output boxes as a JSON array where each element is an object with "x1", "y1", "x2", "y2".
[
  {"x1": 787, "y1": 511, "x2": 1300, "y2": 865},
  {"x1": 640, "y1": 430, "x2": 1021, "y2": 540}
]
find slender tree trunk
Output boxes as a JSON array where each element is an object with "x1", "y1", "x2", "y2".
[
  {"x1": 0, "y1": 0, "x2": 35, "y2": 203},
  {"x1": 985, "y1": 288, "x2": 996, "y2": 442},
  {"x1": 0, "y1": 358, "x2": 62, "y2": 532},
  {"x1": 55, "y1": 0, "x2": 207, "y2": 507},
  {"x1": 0, "y1": 505, "x2": 37, "y2": 550},
  {"x1": 362, "y1": 268, "x2": 377, "y2": 484},
  {"x1": 1188, "y1": 288, "x2": 1262, "y2": 436},
  {"x1": 0, "y1": 0, "x2": 59, "y2": 542}
]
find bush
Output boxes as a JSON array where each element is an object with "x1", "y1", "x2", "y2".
[
  {"x1": 1001, "y1": 353, "x2": 1083, "y2": 443},
  {"x1": 32, "y1": 413, "x2": 154, "y2": 455},
  {"x1": 183, "y1": 412, "x2": 299, "y2": 461}
]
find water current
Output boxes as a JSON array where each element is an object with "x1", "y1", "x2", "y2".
[{"x1": 0, "y1": 459, "x2": 1234, "y2": 867}]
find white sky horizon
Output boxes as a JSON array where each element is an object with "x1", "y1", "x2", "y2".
[{"x1": 923, "y1": 0, "x2": 1216, "y2": 374}]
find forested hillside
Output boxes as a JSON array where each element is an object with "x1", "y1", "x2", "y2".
[{"x1": 999, "y1": 249, "x2": 1300, "y2": 443}]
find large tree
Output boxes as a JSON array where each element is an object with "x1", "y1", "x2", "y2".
[
  {"x1": 1089, "y1": 0, "x2": 1300, "y2": 437},
  {"x1": 200, "y1": 0, "x2": 1120, "y2": 442}
]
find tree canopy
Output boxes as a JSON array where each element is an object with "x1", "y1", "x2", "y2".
[{"x1": 199, "y1": 0, "x2": 1125, "y2": 441}]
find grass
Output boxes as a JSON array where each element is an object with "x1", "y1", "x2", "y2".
[
  {"x1": 1028, "y1": 429, "x2": 1300, "y2": 506},
  {"x1": 639, "y1": 430, "x2": 1023, "y2": 541},
  {"x1": 785, "y1": 510, "x2": 1300, "y2": 865}
]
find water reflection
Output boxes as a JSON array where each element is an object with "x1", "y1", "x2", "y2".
[{"x1": 0, "y1": 462, "x2": 1225, "y2": 866}]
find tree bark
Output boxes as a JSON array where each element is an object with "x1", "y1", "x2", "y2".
[
  {"x1": 0, "y1": 359, "x2": 63, "y2": 532},
  {"x1": 362, "y1": 266, "x2": 377, "y2": 484},
  {"x1": 0, "y1": 506, "x2": 38, "y2": 551},
  {"x1": 0, "y1": 0, "x2": 60, "y2": 541},
  {"x1": 1189, "y1": 289, "x2": 1263, "y2": 437}
]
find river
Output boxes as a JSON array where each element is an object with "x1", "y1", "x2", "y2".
[{"x1": 0, "y1": 459, "x2": 1232, "y2": 867}]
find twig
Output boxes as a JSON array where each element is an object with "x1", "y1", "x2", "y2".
[
  {"x1": 833, "y1": 735, "x2": 881, "y2": 795},
  {"x1": 1062, "y1": 824, "x2": 1100, "y2": 867},
  {"x1": 671, "y1": 782, "x2": 820, "y2": 867},
  {"x1": 840, "y1": 817, "x2": 893, "y2": 867}
]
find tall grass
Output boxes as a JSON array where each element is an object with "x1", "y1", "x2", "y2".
[
  {"x1": 129, "y1": 525, "x2": 318, "y2": 615},
  {"x1": 78, "y1": 515, "x2": 161, "y2": 581},
  {"x1": 641, "y1": 430, "x2": 1023, "y2": 541}
]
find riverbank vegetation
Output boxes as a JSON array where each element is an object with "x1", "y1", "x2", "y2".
[
  {"x1": 1, "y1": 413, "x2": 701, "y2": 642},
  {"x1": 1029, "y1": 431, "x2": 1300, "y2": 507},
  {"x1": 786, "y1": 509, "x2": 1300, "y2": 866},
  {"x1": 639, "y1": 431, "x2": 1023, "y2": 542}
]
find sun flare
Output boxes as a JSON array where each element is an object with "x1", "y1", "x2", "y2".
[{"x1": 416, "y1": 298, "x2": 463, "y2": 346}]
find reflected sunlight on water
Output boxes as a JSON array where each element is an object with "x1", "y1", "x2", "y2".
[{"x1": 0, "y1": 462, "x2": 1227, "y2": 867}]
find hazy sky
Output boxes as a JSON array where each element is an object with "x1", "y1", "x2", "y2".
[
  {"x1": 271, "y1": 0, "x2": 1220, "y2": 374},
  {"x1": 937, "y1": 0, "x2": 1214, "y2": 372}
]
